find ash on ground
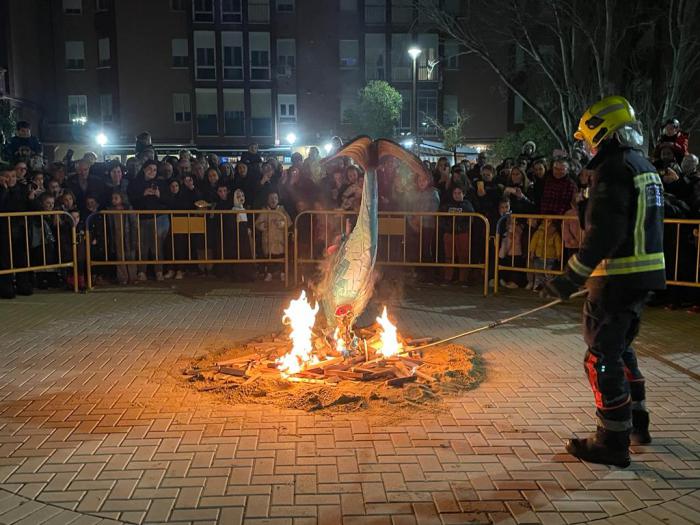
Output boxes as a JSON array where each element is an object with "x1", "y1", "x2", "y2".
[{"x1": 180, "y1": 331, "x2": 484, "y2": 415}]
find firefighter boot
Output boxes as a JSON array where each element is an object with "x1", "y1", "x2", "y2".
[
  {"x1": 630, "y1": 410, "x2": 651, "y2": 445},
  {"x1": 565, "y1": 427, "x2": 631, "y2": 468}
]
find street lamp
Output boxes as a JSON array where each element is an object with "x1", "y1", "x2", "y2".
[
  {"x1": 407, "y1": 47, "x2": 422, "y2": 145},
  {"x1": 286, "y1": 132, "x2": 297, "y2": 145},
  {"x1": 95, "y1": 132, "x2": 108, "y2": 147}
]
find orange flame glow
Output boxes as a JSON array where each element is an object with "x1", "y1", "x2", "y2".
[
  {"x1": 377, "y1": 306, "x2": 402, "y2": 358},
  {"x1": 277, "y1": 291, "x2": 320, "y2": 375}
]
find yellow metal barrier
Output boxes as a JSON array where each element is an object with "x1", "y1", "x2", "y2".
[
  {"x1": 293, "y1": 210, "x2": 491, "y2": 296},
  {"x1": 85, "y1": 209, "x2": 290, "y2": 289},
  {"x1": 494, "y1": 214, "x2": 700, "y2": 293},
  {"x1": 0, "y1": 211, "x2": 79, "y2": 292}
]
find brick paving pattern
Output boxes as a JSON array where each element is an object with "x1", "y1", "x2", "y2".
[{"x1": 0, "y1": 282, "x2": 698, "y2": 525}]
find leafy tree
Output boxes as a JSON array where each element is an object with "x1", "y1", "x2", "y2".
[
  {"x1": 489, "y1": 119, "x2": 560, "y2": 163},
  {"x1": 345, "y1": 81, "x2": 402, "y2": 139}
]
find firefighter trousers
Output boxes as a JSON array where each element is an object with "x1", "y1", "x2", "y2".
[{"x1": 582, "y1": 279, "x2": 648, "y2": 431}]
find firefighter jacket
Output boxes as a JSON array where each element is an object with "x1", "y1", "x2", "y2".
[{"x1": 566, "y1": 139, "x2": 666, "y2": 290}]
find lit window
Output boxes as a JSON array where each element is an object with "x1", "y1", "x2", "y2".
[
  {"x1": 249, "y1": 0, "x2": 270, "y2": 23},
  {"x1": 365, "y1": 0, "x2": 385, "y2": 24},
  {"x1": 223, "y1": 89, "x2": 245, "y2": 136},
  {"x1": 250, "y1": 32, "x2": 270, "y2": 80},
  {"x1": 222, "y1": 32, "x2": 243, "y2": 80},
  {"x1": 172, "y1": 38, "x2": 189, "y2": 68},
  {"x1": 339, "y1": 40, "x2": 358, "y2": 68},
  {"x1": 277, "y1": 0, "x2": 294, "y2": 12},
  {"x1": 417, "y1": 33, "x2": 438, "y2": 80},
  {"x1": 65, "y1": 41, "x2": 85, "y2": 70},
  {"x1": 100, "y1": 94, "x2": 113, "y2": 123},
  {"x1": 276, "y1": 39, "x2": 296, "y2": 76},
  {"x1": 250, "y1": 89, "x2": 272, "y2": 136},
  {"x1": 63, "y1": 0, "x2": 82, "y2": 14},
  {"x1": 98, "y1": 38, "x2": 111, "y2": 67},
  {"x1": 194, "y1": 31, "x2": 216, "y2": 80},
  {"x1": 193, "y1": 0, "x2": 214, "y2": 22},
  {"x1": 68, "y1": 95, "x2": 88, "y2": 123},
  {"x1": 278, "y1": 94, "x2": 297, "y2": 122},
  {"x1": 222, "y1": 0, "x2": 242, "y2": 22},
  {"x1": 173, "y1": 93, "x2": 192, "y2": 122},
  {"x1": 196, "y1": 89, "x2": 218, "y2": 135}
]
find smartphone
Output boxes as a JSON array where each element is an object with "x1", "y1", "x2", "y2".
[{"x1": 476, "y1": 180, "x2": 485, "y2": 192}]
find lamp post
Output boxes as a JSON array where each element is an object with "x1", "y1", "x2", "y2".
[{"x1": 408, "y1": 47, "x2": 422, "y2": 148}]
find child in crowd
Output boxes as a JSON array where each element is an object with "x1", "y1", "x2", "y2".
[
  {"x1": 31, "y1": 192, "x2": 60, "y2": 289},
  {"x1": 498, "y1": 212, "x2": 525, "y2": 289},
  {"x1": 107, "y1": 192, "x2": 138, "y2": 285},
  {"x1": 527, "y1": 220, "x2": 562, "y2": 291},
  {"x1": 256, "y1": 191, "x2": 291, "y2": 282},
  {"x1": 440, "y1": 185, "x2": 474, "y2": 284},
  {"x1": 562, "y1": 194, "x2": 582, "y2": 263}
]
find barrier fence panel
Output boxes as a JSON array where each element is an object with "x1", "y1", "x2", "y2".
[
  {"x1": 0, "y1": 211, "x2": 79, "y2": 292},
  {"x1": 85, "y1": 209, "x2": 290, "y2": 289},
  {"x1": 494, "y1": 214, "x2": 700, "y2": 293},
  {"x1": 293, "y1": 210, "x2": 491, "y2": 296}
]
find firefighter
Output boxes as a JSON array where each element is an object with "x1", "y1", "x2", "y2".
[{"x1": 543, "y1": 96, "x2": 665, "y2": 468}]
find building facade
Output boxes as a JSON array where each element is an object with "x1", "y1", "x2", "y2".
[{"x1": 2, "y1": 0, "x2": 509, "y2": 154}]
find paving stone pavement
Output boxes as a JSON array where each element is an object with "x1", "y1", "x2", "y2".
[{"x1": 0, "y1": 281, "x2": 698, "y2": 525}]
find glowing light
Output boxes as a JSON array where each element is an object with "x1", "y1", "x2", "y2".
[
  {"x1": 286, "y1": 132, "x2": 297, "y2": 144},
  {"x1": 96, "y1": 133, "x2": 108, "y2": 146},
  {"x1": 277, "y1": 291, "x2": 320, "y2": 376},
  {"x1": 323, "y1": 143, "x2": 333, "y2": 154},
  {"x1": 71, "y1": 116, "x2": 87, "y2": 125},
  {"x1": 377, "y1": 306, "x2": 402, "y2": 358},
  {"x1": 402, "y1": 139, "x2": 413, "y2": 149},
  {"x1": 408, "y1": 47, "x2": 422, "y2": 60}
]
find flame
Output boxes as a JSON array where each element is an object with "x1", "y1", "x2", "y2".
[
  {"x1": 377, "y1": 306, "x2": 402, "y2": 358},
  {"x1": 277, "y1": 291, "x2": 320, "y2": 376}
]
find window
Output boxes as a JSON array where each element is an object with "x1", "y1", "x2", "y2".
[
  {"x1": 172, "y1": 38, "x2": 189, "y2": 68},
  {"x1": 222, "y1": 0, "x2": 242, "y2": 22},
  {"x1": 249, "y1": 0, "x2": 270, "y2": 23},
  {"x1": 193, "y1": 0, "x2": 214, "y2": 22},
  {"x1": 445, "y1": 39, "x2": 459, "y2": 70},
  {"x1": 223, "y1": 89, "x2": 245, "y2": 135},
  {"x1": 417, "y1": 33, "x2": 438, "y2": 80},
  {"x1": 340, "y1": 0, "x2": 357, "y2": 10},
  {"x1": 278, "y1": 94, "x2": 296, "y2": 122},
  {"x1": 364, "y1": 34, "x2": 386, "y2": 80},
  {"x1": 365, "y1": 0, "x2": 385, "y2": 23},
  {"x1": 513, "y1": 95, "x2": 524, "y2": 124},
  {"x1": 391, "y1": 34, "x2": 411, "y2": 81},
  {"x1": 196, "y1": 88, "x2": 218, "y2": 135},
  {"x1": 398, "y1": 89, "x2": 410, "y2": 130},
  {"x1": 277, "y1": 0, "x2": 294, "y2": 12},
  {"x1": 95, "y1": 0, "x2": 110, "y2": 11},
  {"x1": 250, "y1": 89, "x2": 272, "y2": 136},
  {"x1": 276, "y1": 38, "x2": 296, "y2": 76},
  {"x1": 339, "y1": 40, "x2": 359, "y2": 68},
  {"x1": 222, "y1": 32, "x2": 243, "y2": 80},
  {"x1": 68, "y1": 95, "x2": 88, "y2": 123},
  {"x1": 443, "y1": 94, "x2": 458, "y2": 125},
  {"x1": 100, "y1": 94, "x2": 113, "y2": 123},
  {"x1": 98, "y1": 38, "x2": 110, "y2": 67},
  {"x1": 173, "y1": 93, "x2": 192, "y2": 122},
  {"x1": 63, "y1": 0, "x2": 82, "y2": 14},
  {"x1": 444, "y1": 0, "x2": 460, "y2": 15},
  {"x1": 171, "y1": 0, "x2": 187, "y2": 10},
  {"x1": 391, "y1": 0, "x2": 412, "y2": 24},
  {"x1": 250, "y1": 32, "x2": 270, "y2": 80},
  {"x1": 65, "y1": 41, "x2": 85, "y2": 70},
  {"x1": 340, "y1": 86, "x2": 357, "y2": 124},
  {"x1": 418, "y1": 89, "x2": 438, "y2": 135},
  {"x1": 194, "y1": 31, "x2": 216, "y2": 79}
]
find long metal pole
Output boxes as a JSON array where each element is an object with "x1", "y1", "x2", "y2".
[
  {"x1": 411, "y1": 289, "x2": 589, "y2": 351},
  {"x1": 411, "y1": 56, "x2": 417, "y2": 139}
]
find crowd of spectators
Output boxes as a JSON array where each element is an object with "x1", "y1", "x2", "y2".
[{"x1": 1, "y1": 119, "x2": 699, "y2": 310}]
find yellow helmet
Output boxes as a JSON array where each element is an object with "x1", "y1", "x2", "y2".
[{"x1": 574, "y1": 96, "x2": 637, "y2": 149}]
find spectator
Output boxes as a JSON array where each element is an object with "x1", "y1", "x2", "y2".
[
  {"x1": 528, "y1": 220, "x2": 562, "y2": 291},
  {"x1": 30, "y1": 192, "x2": 60, "y2": 289},
  {"x1": 656, "y1": 118, "x2": 689, "y2": 161},
  {"x1": 529, "y1": 158, "x2": 547, "y2": 209},
  {"x1": 340, "y1": 165, "x2": 363, "y2": 212},
  {"x1": 240, "y1": 143, "x2": 263, "y2": 173},
  {"x1": 539, "y1": 158, "x2": 577, "y2": 216},
  {"x1": 441, "y1": 164, "x2": 470, "y2": 204},
  {"x1": 432, "y1": 157, "x2": 450, "y2": 190},
  {"x1": 48, "y1": 162, "x2": 67, "y2": 187},
  {"x1": 256, "y1": 191, "x2": 291, "y2": 281},
  {"x1": 0, "y1": 168, "x2": 34, "y2": 298},
  {"x1": 408, "y1": 170, "x2": 440, "y2": 281},
  {"x1": 474, "y1": 164, "x2": 502, "y2": 230},
  {"x1": 230, "y1": 188, "x2": 254, "y2": 281},
  {"x1": 47, "y1": 178, "x2": 63, "y2": 199},
  {"x1": 67, "y1": 159, "x2": 107, "y2": 213},
  {"x1": 323, "y1": 167, "x2": 346, "y2": 208},
  {"x1": 58, "y1": 190, "x2": 78, "y2": 213},
  {"x1": 502, "y1": 166, "x2": 535, "y2": 214},
  {"x1": 4, "y1": 121, "x2": 42, "y2": 161},
  {"x1": 105, "y1": 162, "x2": 129, "y2": 205},
  {"x1": 439, "y1": 185, "x2": 474, "y2": 284},
  {"x1": 13, "y1": 161, "x2": 28, "y2": 183},
  {"x1": 135, "y1": 132, "x2": 156, "y2": 159},
  {"x1": 254, "y1": 162, "x2": 277, "y2": 208},
  {"x1": 106, "y1": 191, "x2": 138, "y2": 285},
  {"x1": 179, "y1": 174, "x2": 199, "y2": 209},
  {"x1": 232, "y1": 161, "x2": 259, "y2": 206},
  {"x1": 562, "y1": 194, "x2": 582, "y2": 263},
  {"x1": 497, "y1": 210, "x2": 525, "y2": 289},
  {"x1": 191, "y1": 160, "x2": 206, "y2": 189}
]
